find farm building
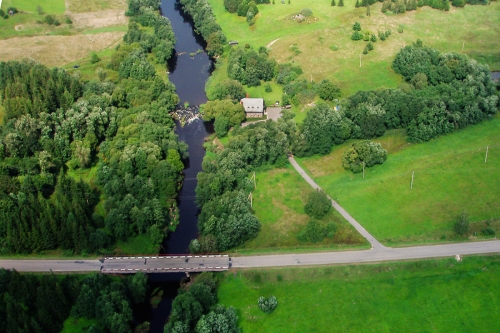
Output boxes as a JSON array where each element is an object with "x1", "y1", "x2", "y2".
[{"x1": 240, "y1": 98, "x2": 264, "y2": 118}]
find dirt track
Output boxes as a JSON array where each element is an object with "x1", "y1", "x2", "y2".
[{"x1": 0, "y1": 32, "x2": 124, "y2": 67}]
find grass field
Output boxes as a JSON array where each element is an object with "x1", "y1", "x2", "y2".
[
  {"x1": 66, "y1": 0, "x2": 127, "y2": 13},
  {"x1": 217, "y1": 255, "x2": 500, "y2": 333},
  {"x1": 232, "y1": 166, "x2": 368, "y2": 254},
  {"x1": 1, "y1": 0, "x2": 66, "y2": 14},
  {"x1": 207, "y1": 0, "x2": 500, "y2": 96},
  {"x1": 61, "y1": 317, "x2": 99, "y2": 333},
  {"x1": 297, "y1": 115, "x2": 500, "y2": 245}
]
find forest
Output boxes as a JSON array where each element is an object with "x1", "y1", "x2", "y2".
[
  {"x1": 0, "y1": 0, "x2": 184, "y2": 255},
  {"x1": 0, "y1": 268, "x2": 148, "y2": 333}
]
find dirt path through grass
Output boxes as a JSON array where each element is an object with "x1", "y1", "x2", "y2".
[{"x1": 288, "y1": 156, "x2": 385, "y2": 250}]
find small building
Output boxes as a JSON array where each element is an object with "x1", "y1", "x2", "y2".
[{"x1": 240, "y1": 98, "x2": 264, "y2": 118}]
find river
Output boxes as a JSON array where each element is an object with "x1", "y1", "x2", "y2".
[{"x1": 137, "y1": 1, "x2": 214, "y2": 332}]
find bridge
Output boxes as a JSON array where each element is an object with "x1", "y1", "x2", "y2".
[{"x1": 101, "y1": 254, "x2": 230, "y2": 274}]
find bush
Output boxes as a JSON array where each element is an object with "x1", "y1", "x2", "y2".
[
  {"x1": 353, "y1": 22, "x2": 361, "y2": 31},
  {"x1": 258, "y1": 296, "x2": 278, "y2": 313},
  {"x1": 454, "y1": 211, "x2": 470, "y2": 236},
  {"x1": 44, "y1": 15, "x2": 55, "y2": 25},
  {"x1": 371, "y1": 34, "x2": 377, "y2": 42},
  {"x1": 351, "y1": 31, "x2": 363, "y2": 41},
  {"x1": 367, "y1": 42, "x2": 374, "y2": 51},
  {"x1": 300, "y1": 8, "x2": 313, "y2": 16},
  {"x1": 65, "y1": 16, "x2": 73, "y2": 24},
  {"x1": 90, "y1": 52, "x2": 100, "y2": 64},
  {"x1": 7, "y1": 7, "x2": 18, "y2": 14},
  {"x1": 297, "y1": 220, "x2": 336, "y2": 242},
  {"x1": 330, "y1": 45, "x2": 339, "y2": 51},
  {"x1": 363, "y1": 47, "x2": 368, "y2": 55},
  {"x1": 481, "y1": 227, "x2": 495, "y2": 236},
  {"x1": 304, "y1": 190, "x2": 331, "y2": 219},
  {"x1": 342, "y1": 140, "x2": 387, "y2": 173},
  {"x1": 264, "y1": 83, "x2": 273, "y2": 92}
]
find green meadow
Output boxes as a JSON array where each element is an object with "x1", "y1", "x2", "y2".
[
  {"x1": 1, "y1": 0, "x2": 66, "y2": 14},
  {"x1": 207, "y1": 0, "x2": 500, "y2": 96},
  {"x1": 297, "y1": 115, "x2": 500, "y2": 245},
  {"x1": 218, "y1": 255, "x2": 500, "y2": 333},
  {"x1": 233, "y1": 166, "x2": 368, "y2": 254}
]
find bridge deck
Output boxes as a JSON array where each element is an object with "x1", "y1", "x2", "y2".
[{"x1": 101, "y1": 255, "x2": 230, "y2": 274}]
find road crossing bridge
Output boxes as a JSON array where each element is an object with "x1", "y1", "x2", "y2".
[{"x1": 101, "y1": 254, "x2": 230, "y2": 274}]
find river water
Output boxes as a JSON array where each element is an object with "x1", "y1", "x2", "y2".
[{"x1": 139, "y1": 1, "x2": 214, "y2": 332}]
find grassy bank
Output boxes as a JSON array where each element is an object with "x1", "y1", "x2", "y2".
[
  {"x1": 207, "y1": 0, "x2": 500, "y2": 96},
  {"x1": 218, "y1": 255, "x2": 500, "y2": 333},
  {"x1": 297, "y1": 115, "x2": 500, "y2": 245},
  {"x1": 232, "y1": 166, "x2": 368, "y2": 255}
]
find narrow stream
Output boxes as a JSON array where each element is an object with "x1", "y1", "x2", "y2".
[{"x1": 141, "y1": 1, "x2": 214, "y2": 331}]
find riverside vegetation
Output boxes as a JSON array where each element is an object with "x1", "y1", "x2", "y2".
[{"x1": 0, "y1": 0, "x2": 185, "y2": 256}]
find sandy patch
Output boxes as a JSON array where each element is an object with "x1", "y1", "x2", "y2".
[
  {"x1": 68, "y1": 9, "x2": 128, "y2": 29},
  {"x1": 0, "y1": 32, "x2": 124, "y2": 67}
]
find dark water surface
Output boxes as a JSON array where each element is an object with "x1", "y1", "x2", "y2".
[{"x1": 143, "y1": 1, "x2": 213, "y2": 331}]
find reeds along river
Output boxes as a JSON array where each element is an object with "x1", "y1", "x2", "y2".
[{"x1": 136, "y1": 1, "x2": 215, "y2": 331}]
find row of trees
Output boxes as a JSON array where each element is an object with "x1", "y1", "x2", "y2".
[
  {"x1": 178, "y1": 0, "x2": 227, "y2": 57},
  {"x1": 164, "y1": 273, "x2": 240, "y2": 333},
  {"x1": 193, "y1": 116, "x2": 299, "y2": 252}
]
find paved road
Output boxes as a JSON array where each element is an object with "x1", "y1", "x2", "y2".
[
  {"x1": 232, "y1": 240, "x2": 500, "y2": 268},
  {"x1": 288, "y1": 156, "x2": 385, "y2": 250},
  {"x1": 0, "y1": 259, "x2": 102, "y2": 273}
]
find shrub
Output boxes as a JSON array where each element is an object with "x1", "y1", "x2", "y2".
[
  {"x1": 0, "y1": 10, "x2": 4, "y2": 17},
  {"x1": 454, "y1": 211, "x2": 470, "y2": 236},
  {"x1": 264, "y1": 83, "x2": 273, "y2": 92},
  {"x1": 65, "y1": 16, "x2": 73, "y2": 24},
  {"x1": 367, "y1": 42, "x2": 374, "y2": 51},
  {"x1": 214, "y1": 116, "x2": 230, "y2": 138},
  {"x1": 351, "y1": 31, "x2": 363, "y2": 41},
  {"x1": 258, "y1": 296, "x2": 278, "y2": 313},
  {"x1": 54, "y1": 20, "x2": 61, "y2": 26},
  {"x1": 363, "y1": 47, "x2": 368, "y2": 55},
  {"x1": 342, "y1": 140, "x2": 387, "y2": 173},
  {"x1": 7, "y1": 7, "x2": 18, "y2": 14},
  {"x1": 298, "y1": 220, "x2": 336, "y2": 242},
  {"x1": 304, "y1": 190, "x2": 331, "y2": 219},
  {"x1": 353, "y1": 22, "x2": 362, "y2": 31},
  {"x1": 300, "y1": 8, "x2": 313, "y2": 16},
  {"x1": 330, "y1": 45, "x2": 339, "y2": 51},
  {"x1": 481, "y1": 227, "x2": 495, "y2": 236},
  {"x1": 371, "y1": 34, "x2": 377, "y2": 42},
  {"x1": 44, "y1": 15, "x2": 55, "y2": 25},
  {"x1": 90, "y1": 52, "x2": 100, "y2": 64},
  {"x1": 37, "y1": 5, "x2": 44, "y2": 15}
]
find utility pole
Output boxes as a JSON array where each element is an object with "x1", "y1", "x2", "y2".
[
  {"x1": 251, "y1": 172, "x2": 256, "y2": 188},
  {"x1": 410, "y1": 171, "x2": 414, "y2": 190},
  {"x1": 248, "y1": 192, "x2": 253, "y2": 208},
  {"x1": 485, "y1": 146, "x2": 489, "y2": 163}
]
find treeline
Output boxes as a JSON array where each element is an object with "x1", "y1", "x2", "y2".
[
  {"x1": 297, "y1": 41, "x2": 498, "y2": 156},
  {"x1": 0, "y1": 0, "x2": 183, "y2": 254},
  {"x1": 164, "y1": 272, "x2": 240, "y2": 333},
  {"x1": 377, "y1": 0, "x2": 490, "y2": 14},
  {"x1": 192, "y1": 116, "x2": 297, "y2": 252},
  {"x1": 0, "y1": 269, "x2": 148, "y2": 333},
  {"x1": 178, "y1": 0, "x2": 227, "y2": 57}
]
